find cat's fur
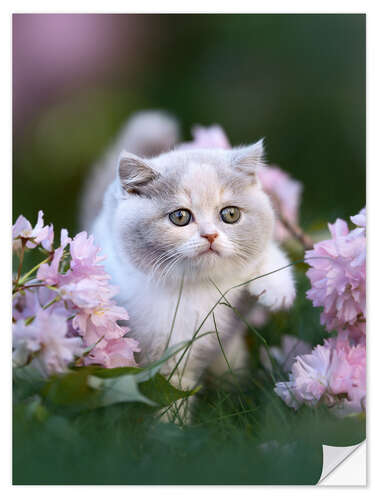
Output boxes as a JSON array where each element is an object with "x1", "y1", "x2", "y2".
[{"x1": 84, "y1": 111, "x2": 296, "y2": 413}]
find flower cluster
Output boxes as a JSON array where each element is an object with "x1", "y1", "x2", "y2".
[
  {"x1": 275, "y1": 208, "x2": 366, "y2": 416},
  {"x1": 305, "y1": 208, "x2": 366, "y2": 342},
  {"x1": 274, "y1": 337, "x2": 366, "y2": 416},
  {"x1": 178, "y1": 124, "x2": 302, "y2": 242},
  {"x1": 12, "y1": 212, "x2": 139, "y2": 376}
]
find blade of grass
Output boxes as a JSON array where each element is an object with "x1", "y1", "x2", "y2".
[{"x1": 164, "y1": 275, "x2": 185, "y2": 352}]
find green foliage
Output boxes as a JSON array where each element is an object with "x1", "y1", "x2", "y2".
[
  {"x1": 41, "y1": 365, "x2": 192, "y2": 414},
  {"x1": 13, "y1": 379, "x2": 365, "y2": 485},
  {"x1": 13, "y1": 270, "x2": 365, "y2": 485}
]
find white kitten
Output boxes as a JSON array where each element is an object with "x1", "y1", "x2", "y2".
[{"x1": 85, "y1": 112, "x2": 296, "y2": 416}]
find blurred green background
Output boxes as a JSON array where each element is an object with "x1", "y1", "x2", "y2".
[{"x1": 13, "y1": 14, "x2": 365, "y2": 235}]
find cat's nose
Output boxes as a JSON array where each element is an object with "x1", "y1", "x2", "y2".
[{"x1": 201, "y1": 232, "x2": 218, "y2": 245}]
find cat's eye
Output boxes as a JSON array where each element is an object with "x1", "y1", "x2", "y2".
[
  {"x1": 169, "y1": 209, "x2": 192, "y2": 226},
  {"x1": 220, "y1": 206, "x2": 241, "y2": 224}
]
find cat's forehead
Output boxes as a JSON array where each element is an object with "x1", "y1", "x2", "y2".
[
  {"x1": 150, "y1": 149, "x2": 248, "y2": 206},
  {"x1": 178, "y1": 163, "x2": 226, "y2": 206},
  {"x1": 154, "y1": 148, "x2": 229, "y2": 170}
]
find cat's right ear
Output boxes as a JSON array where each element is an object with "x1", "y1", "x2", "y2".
[{"x1": 117, "y1": 151, "x2": 158, "y2": 195}]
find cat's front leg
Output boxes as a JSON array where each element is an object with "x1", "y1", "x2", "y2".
[{"x1": 248, "y1": 243, "x2": 296, "y2": 311}]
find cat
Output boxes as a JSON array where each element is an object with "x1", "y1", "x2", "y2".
[{"x1": 82, "y1": 111, "x2": 296, "y2": 418}]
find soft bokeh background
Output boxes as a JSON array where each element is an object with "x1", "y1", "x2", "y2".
[
  {"x1": 13, "y1": 14, "x2": 366, "y2": 485},
  {"x1": 13, "y1": 14, "x2": 365, "y2": 236}
]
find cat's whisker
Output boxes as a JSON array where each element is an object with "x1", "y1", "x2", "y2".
[
  {"x1": 157, "y1": 254, "x2": 185, "y2": 284},
  {"x1": 149, "y1": 248, "x2": 181, "y2": 276}
]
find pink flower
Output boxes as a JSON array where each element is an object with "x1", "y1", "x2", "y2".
[
  {"x1": 257, "y1": 166, "x2": 302, "y2": 241},
  {"x1": 69, "y1": 231, "x2": 107, "y2": 281},
  {"x1": 13, "y1": 210, "x2": 54, "y2": 252},
  {"x1": 37, "y1": 229, "x2": 71, "y2": 285},
  {"x1": 349, "y1": 207, "x2": 366, "y2": 267},
  {"x1": 37, "y1": 246, "x2": 65, "y2": 285},
  {"x1": 13, "y1": 286, "x2": 72, "y2": 322},
  {"x1": 274, "y1": 342, "x2": 332, "y2": 410},
  {"x1": 73, "y1": 303, "x2": 129, "y2": 345},
  {"x1": 351, "y1": 207, "x2": 366, "y2": 230},
  {"x1": 13, "y1": 308, "x2": 83, "y2": 375},
  {"x1": 13, "y1": 315, "x2": 42, "y2": 368},
  {"x1": 40, "y1": 224, "x2": 55, "y2": 251},
  {"x1": 86, "y1": 337, "x2": 140, "y2": 369},
  {"x1": 178, "y1": 125, "x2": 231, "y2": 150},
  {"x1": 329, "y1": 339, "x2": 366, "y2": 414},
  {"x1": 13, "y1": 289, "x2": 40, "y2": 321},
  {"x1": 15, "y1": 216, "x2": 138, "y2": 371},
  {"x1": 59, "y1": 278, "x2": 115, "y2": 309},
  {"x1": 275, "y1": 337, "x2": 366, "y2": 415},
  {"x1": 305, "y1": 210, "x2": 366, "y2": 340}
]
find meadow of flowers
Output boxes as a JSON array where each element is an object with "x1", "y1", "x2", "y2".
[{"x1": 12, "y1": 125, "x2": 366, "y2": 485}]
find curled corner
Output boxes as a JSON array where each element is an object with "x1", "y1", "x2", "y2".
[{"x1": 318, "y1": 441, "x2": 366, "y2": 484}]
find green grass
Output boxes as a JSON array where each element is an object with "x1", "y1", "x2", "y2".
[{"x1": 13, "y1": 270, "x2": 365, "y2": 485}]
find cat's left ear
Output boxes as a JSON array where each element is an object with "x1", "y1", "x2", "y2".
[
  {"x1": 230, "y1": 139, "x2": 265, "y2": 178},
  {"x1": 117, "y1": 151, "x2": 158, "y2": 195}
]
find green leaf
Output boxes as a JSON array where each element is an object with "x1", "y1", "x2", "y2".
[
  {"x1": 41, "y1": 365, "x2": 193, "y2": 413},
  {"x1": 87, "y1": 374, "x2": 157, "y2": 407}
]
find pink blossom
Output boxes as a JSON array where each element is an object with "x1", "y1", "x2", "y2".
[
  {"x1": 40, "y1": 224, "x2": 55, "y2": 251},
  {"x1": 37, "y1": 228, "x2": 135, "y2": 366},
  {"x1": 13, "y1": 286, "x2": 72, "y2": 321},
  {"x1": 59, "y1": 278, "x2": 115, "y2": 309},
  {"x1": 13, "y1": 315, "x2": 42, "y2": 368},
  {"x1": 305, "y1": 210, "x2": 366, "y2": 340},
  {"x1": 13, "y1": 289, "x2": 40, "y2": 321},
  {"x1": 13, "y1": 308, "x2": 83, "y2": 375},
  {"x1": 37, "y1": 229, "x2": 71, "y2": 285},
  {"x1": 275, "y1": 337, "x2": 366, "y2": 415},
  {"x1": 69, "y1": 231, "x2": 107, "y2": 281},
  {"x1": 275, "y1": 342, "x2": 332, "y2": 410},
  {"x1": 14, "y1": 215, "x2": 138, "y2": 371},
  {"x1": 349, "y1": 207, "x2": 366, "y2": 267},
  {"x1": 37, "y1": 246, "x2": 65, "y2": 285},
  {"x1": 258, "y1": 166, "x2": 302, "y2": 241},
  {"x1": 73, "y1": 303, "x2": 129, "y2": 345},
  {"x1": 13, "y1": 210, "x2": 53, "y2": 252},
  {"x1": 86, "y1": 337, "x2": 140, "y2": 369},
  {"x1": 351, "y1": 207, "x2": 366, "y2": 229},
  {"x1": 178, "y1": 125, "x2": 231, "y2": 150}
]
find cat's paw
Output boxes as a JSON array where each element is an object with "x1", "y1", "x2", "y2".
[{"x1": 249, "y1": 272, "x2": 296, "y2": 312}]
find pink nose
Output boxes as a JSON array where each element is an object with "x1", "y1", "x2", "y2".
[{"x1": 201, "y1": 232, "x2": 218, "y2": 245}]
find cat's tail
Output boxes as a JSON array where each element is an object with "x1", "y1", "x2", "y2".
[{"x1": 79, "y1": 110, "x2": 180, "y2": 230}]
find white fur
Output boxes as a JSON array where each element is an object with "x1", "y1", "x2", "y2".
[
  {"x1": 89, "y1": 133, "x2": 296, "y2": 397},
  {"x1": 95, "y1": 209, "x2": 294, "y2": 375},
  {"x1": 83, "y1": 112, "x2": 296, "y2": 425}
]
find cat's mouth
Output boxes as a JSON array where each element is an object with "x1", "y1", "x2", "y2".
[{"x1": 197, "y1": 247, "x2": 219, "y2": 257}]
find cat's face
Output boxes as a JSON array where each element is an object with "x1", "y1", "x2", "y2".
[{"x1": 112, "y1": 144, "x2": 274, "y2": 283}]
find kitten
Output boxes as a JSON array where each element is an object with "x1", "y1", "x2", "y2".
[{"x1": 84, "y1": 111, "x2": 296, "y2": 415}]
